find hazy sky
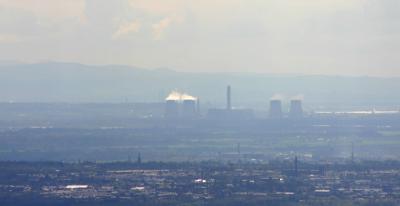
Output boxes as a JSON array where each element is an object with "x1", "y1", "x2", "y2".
[{"x1": 0, "y1": 0, "x2": 399, "y2": 76}]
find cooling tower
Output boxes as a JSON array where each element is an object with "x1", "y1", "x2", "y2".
[
  {"x1": 165, "y1": 100, "x2": 179, "y2": 118},
  {"x1": 269, "y1": 100, "x2": 283, "y2": 118},
  {"x1": 290, "y1": 100, "x2": 303, "y2": 118},
  {"x1": 182, "y1": 99, "x2": 196, "y2": 118}
]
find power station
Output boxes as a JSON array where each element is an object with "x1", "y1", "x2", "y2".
[{"x1": 164, "y1": 87, "x2": 306, "y2": 120}]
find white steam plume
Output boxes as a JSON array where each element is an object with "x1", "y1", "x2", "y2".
[
  {"x1": 270, "y1": 94, "x2": 285, "y2": 101},
  {"x1": 165, "y1": 90, "x2": 182, "y2": 101},
  {"x1": 291, "y1": 94, "x2": 304, "y2": 101},
  {"x1": 165, "y1": 90, "x2": 197, "y2": 101}
]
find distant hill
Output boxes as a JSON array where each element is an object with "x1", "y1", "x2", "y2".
[{"x1": 0, "y1": 62, "x2": 399, "y2": 109}]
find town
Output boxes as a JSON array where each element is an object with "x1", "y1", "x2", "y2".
[{"x1": 1, "y1": 160, "x2": 399, "y2": 206}]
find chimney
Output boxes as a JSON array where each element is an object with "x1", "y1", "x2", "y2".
[
  {"x1": 294, "y1": 156, "x2": 298, "y2": 176},
  {"x1": 351, "y1": 142, "x2": 354, "y2": 163},
  {"x1": 196, "y1": 98, "x2": 200, "y2": 114},
  {"x1": 137, "y1": 152, "x2": 142, "y2": 164},
  {"x1": 227, "y1": 85, "x2": 231, "y2": 110}
]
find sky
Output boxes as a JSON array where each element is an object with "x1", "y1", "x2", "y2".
[{"x1": 0, "y1": 0, "x2": 399, "y2": 77}]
